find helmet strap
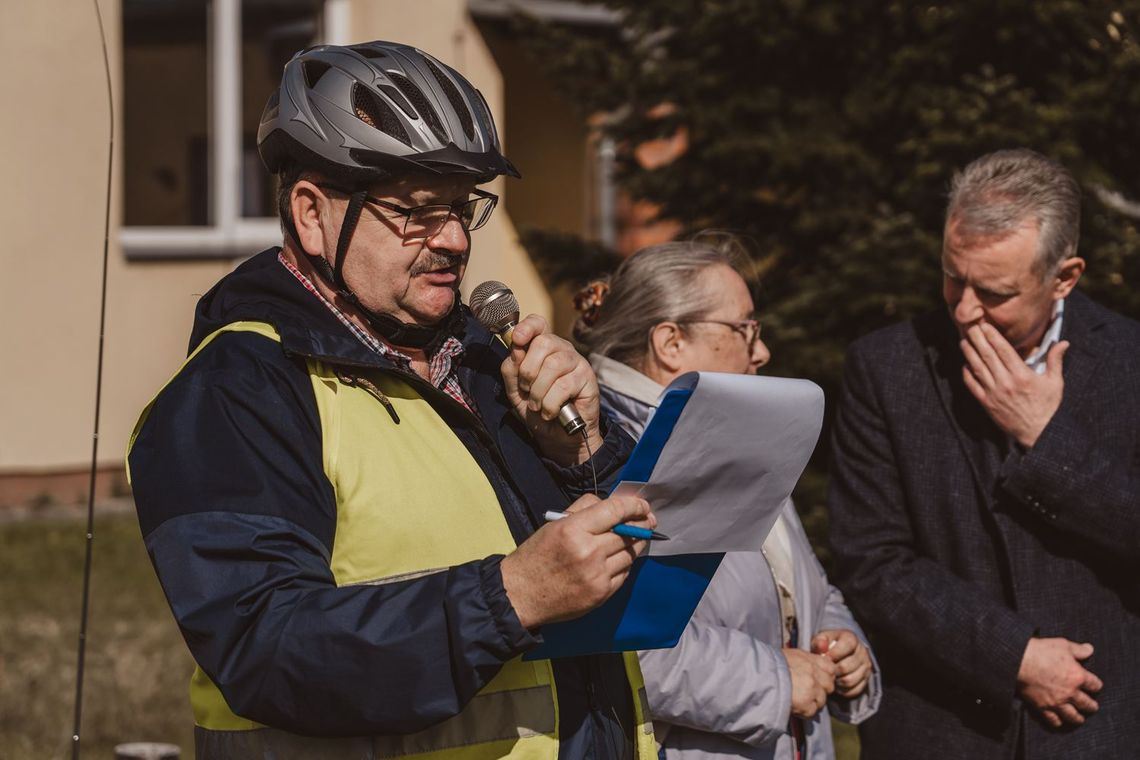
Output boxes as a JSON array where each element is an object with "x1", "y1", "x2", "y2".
[
  {"x1": 333, "y1": 190, "x2": 369, "y2": 286},
  {"x1": 304, "y1": 188, "x2": 462, "y2": 350}
]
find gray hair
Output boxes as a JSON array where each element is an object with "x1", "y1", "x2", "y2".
[
  {"x1": 945, "y1": 148, "x2": 1081, "y2": 276},
  {"x1": 572, "y1": 231, "x2": 753, "y2": 366}
]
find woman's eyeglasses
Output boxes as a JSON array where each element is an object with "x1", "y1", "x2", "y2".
[{"x1": 680, "y1": 318, "x2": 762, "y2": 346}]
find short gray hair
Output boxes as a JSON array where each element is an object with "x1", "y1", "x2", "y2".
[
  {"x1": 945, "y1": 148, "x2": 1081, "y2": 276},
  {"x1": 572, "y1": 231, "x2": 753, "y2": 366}
]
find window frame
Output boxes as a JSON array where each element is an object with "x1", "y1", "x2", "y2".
[{"x1": 121, "y1": 0, "x2": 344, "y2": 260}]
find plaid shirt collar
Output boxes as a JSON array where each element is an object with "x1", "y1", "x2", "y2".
[{"x1": 278, "y1": 253, "x2": 472, "y2": 409}]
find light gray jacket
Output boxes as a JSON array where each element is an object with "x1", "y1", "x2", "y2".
[{"x1": 592, "y1": 356, "x2": 881, "y2": 760}]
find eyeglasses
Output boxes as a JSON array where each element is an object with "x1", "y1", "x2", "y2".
[
  {"x1": 680, "y1": 318, "x2": 763, "y2": 346},
  {"x1": 319, "y1": 184, "x2": 498, "y2": 239}
]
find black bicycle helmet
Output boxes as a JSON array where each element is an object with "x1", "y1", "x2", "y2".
[{"x1": 256, "y1": 40, "x2": 520, "y2": 348}]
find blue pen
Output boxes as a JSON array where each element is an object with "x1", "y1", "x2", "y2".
[{"x1": 543, "y1": 510, "x2": 670, "y2": 541}]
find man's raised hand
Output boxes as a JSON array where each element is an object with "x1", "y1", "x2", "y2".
[
  {"x1": 500, "y1": 314, "x2": 604, "y2": 465},
  {"x1": 960, "y1": 322, "x2": 1068, "y2": 448}
]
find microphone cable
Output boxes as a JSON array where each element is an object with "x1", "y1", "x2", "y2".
[
  {"x1": 71, "y1": 0, "x2": 115, "y2": 757},
  {"x1": 581, "y1": 428, "x2": 599, "y2": 496}
]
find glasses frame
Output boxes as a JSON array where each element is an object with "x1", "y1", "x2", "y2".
[
  {"x1": 318, "y1": 184, "x2": 498, "y2": 239},
  {"x1": 679, "y1": 318, "x2": 762, "y2": 346}
]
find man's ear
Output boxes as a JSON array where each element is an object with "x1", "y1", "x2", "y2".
[
  {"x1": 290, "y1": 180, "x2": 331, "y2": 260},
  {"x1": 1053, "y1": 256, "x2": 1085, "y2": 299},
  {"x1": 648, "y1": 322, "x2": 686, "y2": 374}
]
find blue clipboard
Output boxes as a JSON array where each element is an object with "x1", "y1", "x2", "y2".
[{"x1": 524, "y1": 387, "x2": 724, "y2": 660}]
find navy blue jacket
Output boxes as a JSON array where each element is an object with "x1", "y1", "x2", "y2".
[
  {"x1": 129, "y1": 249, "x2": 639, "y2": 758},
  {"x1": 828, "y1": 291, "x2": 1140, "y2": 759}
]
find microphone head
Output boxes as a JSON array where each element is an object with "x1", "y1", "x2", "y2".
[{"x1": 469, "y1": 280, "x2": 520, "y2": 333}]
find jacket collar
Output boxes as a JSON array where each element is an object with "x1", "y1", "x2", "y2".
[
  {"x1": 589, "y1": 353, "x2": 665, "y2": 408},
  {"x1": 189, "y1": 247, "x2": 492, "y2": 369}
]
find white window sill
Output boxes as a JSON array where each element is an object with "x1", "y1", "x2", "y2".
[{"x1": 120, "y1": 220, "x2": 283, "y2": 260}]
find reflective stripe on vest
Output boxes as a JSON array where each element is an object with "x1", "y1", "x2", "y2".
[{"x1": 128, "y1": 322, "x2": 655, "y2": 759}]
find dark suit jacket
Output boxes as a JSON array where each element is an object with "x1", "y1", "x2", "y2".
[{"x1": 828, "y1": 290, "x2": 1140, "y2": 759}]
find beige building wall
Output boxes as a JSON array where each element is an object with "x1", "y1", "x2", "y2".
[
  {"x1": 0, "y1": 0, "x2": 557, "y2": 505},
  {"x1": 348, "y1": 1, "x2": 551, "y2": 320},
  {"x1": 1, "y1": 0, "x2": 233, "y2": 505}
]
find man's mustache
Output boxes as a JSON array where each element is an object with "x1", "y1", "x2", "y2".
[{"x1": 410, "y1": 252, "x2": 465, "y2": 276}]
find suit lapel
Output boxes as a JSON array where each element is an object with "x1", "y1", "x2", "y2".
[
  {"x1": 1055, "y1": 290, "x2": 1107, "y2": 407},
  {"x1": 919, "y1": 312, "x2": 1004, "y2": 505}
]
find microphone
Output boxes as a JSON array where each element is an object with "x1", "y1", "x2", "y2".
[{"x1": 470, "y1": 280, "x2": 587, "y2": 436}]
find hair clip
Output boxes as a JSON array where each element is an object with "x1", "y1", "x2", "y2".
[{"x1": 573, "y1": 281, "x2": 610, "y2": 327}]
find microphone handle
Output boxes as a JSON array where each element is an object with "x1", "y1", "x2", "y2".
[
  {"x1": 498, "y1": 324, "x2": 586, "y2": 437},
  {"x1": 557, "y1": 402, "x2": 587, "y2": 436}
]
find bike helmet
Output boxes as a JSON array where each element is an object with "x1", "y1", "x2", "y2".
[
  {"x1": 258, "y1": 40, "x2": 519, "y2": 184},
  {"x1": 257, "y1": 40, "x2": 520, "y2": 347}
]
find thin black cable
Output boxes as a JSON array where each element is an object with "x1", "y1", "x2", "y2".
[
  {"x1": 581, "y1": 428, "x2": 599, "y2": 496},
  {"x1": 578, "y1": 433, "x2": 633, "y2": 759},
  {"x1": 71, "y1": 1, "x2": 114, "y2": 757},
  {"x1": 577, "y1": 435, "x2": 632, "y2": 760}
]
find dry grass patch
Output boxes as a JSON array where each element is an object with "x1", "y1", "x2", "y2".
[{"x1": 0, "y1": 514, "x2": 194, "y2": 759}]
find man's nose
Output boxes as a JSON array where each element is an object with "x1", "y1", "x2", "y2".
[
  {"x1": 426, "y1": 213, "x2": 470, "y2": 252},
  {"x1": 953, "y1": 287, "x2": 983, "y2": 326}
]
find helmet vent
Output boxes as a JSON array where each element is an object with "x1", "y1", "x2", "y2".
[
  {"x1": 423, "y1": 57, "x2": 475, "y2": 141},
  {"x1": 302, "y1": 60, "x2": 332, "y2": 90},
  {"x1": 388, "y1": 72, "x2": 448, "y2": 145},
  {"x1": 352, "y1": 84, "x2": 411, "y2": 147},
  {"x1": 378, "y1": 84, "x2": 417, "y2": 120},
  {"x1": 350, "y1": 45, "x2": 388, "y2": 60},
  {"x1": 473, "y1": 89, "x2": 499, "y2": 144}
]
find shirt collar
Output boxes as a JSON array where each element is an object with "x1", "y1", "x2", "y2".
[
  {"x1": 278, "y1": 252, "x2": 463, "y2": 367},
  {"x1": 589, "y1": 353, "x2": 666, "y2": 408},
  {"x1": 1024, "y1": 298, "x2": 1065, "y2": 375}
]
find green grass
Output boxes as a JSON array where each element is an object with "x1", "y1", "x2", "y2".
[
  {"x1": 0, "y1": 512, "x2": 860, "y2": 759},
  {"x1": 833, "y1": 718, "x2": 860, "y2": 759},
  {"x1": 0, "y1": 514, "x2": 195, "y2": 759}
]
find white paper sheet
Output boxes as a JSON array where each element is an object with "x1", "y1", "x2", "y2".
[{"x1": 618, "y1": 372, "x2": 824, "y2": 557}]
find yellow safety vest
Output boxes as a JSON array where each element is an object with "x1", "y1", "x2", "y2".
[{"x1": 128, "y1": 322, "x2": 657, "y2": 759}]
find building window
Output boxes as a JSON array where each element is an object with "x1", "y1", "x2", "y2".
[
  {"x1": 122, "y1": 0, "x2": 209, "y2": 227},
  {"x1": 121, "y1": 0, "x2": 324, "y2": 258}
]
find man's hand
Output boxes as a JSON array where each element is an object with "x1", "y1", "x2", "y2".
[
  {"x1": 812, "y1": 629, "x2": 873, "y2": 699},
  {"x1": 782, "y1": 648, "x2": 837, "y2": 719},
  {"x1": 500, "y1": 493, "x2": 654, "y2": 629},
  {"x1": 500, "y1": 314, "x2": 603, "y2": 466},
  {"x1": 1017, "y1": 637, "x2": 1102, "y2": 728},
  {"x1": 960, "y1": 323, "x2": 1068, "y2": 448}
]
